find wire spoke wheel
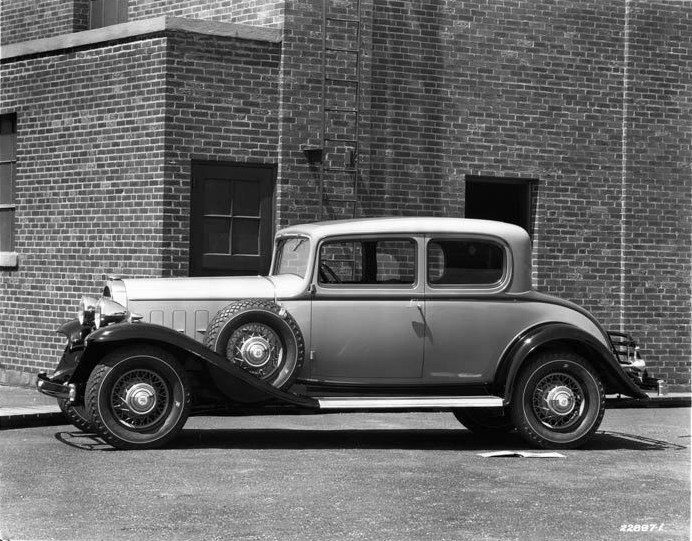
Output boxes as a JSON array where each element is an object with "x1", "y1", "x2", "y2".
[
  {"x1": 531, "y1": 372, "x2": 585, "y2": 430},
  {"x1": 227, "y1": 323, "x2": 284, "y2": 381},
  {"x1": 110, "y1": 369, "x2": 170, "y2": 430},
  {"x1": 511, "y1": 351, "x2": 605, "y2": 449},
  {"x1": 85, "y1": 346, "x2": 191, "y2": 450}
]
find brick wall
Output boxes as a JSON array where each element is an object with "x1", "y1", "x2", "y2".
[
  {"x1": 0, "y1": 38, "x2": 168, "y2": 374},
  {"x1": 276, "y1": 0, "x2": 690, "y2": 384},
  {"x1": 0, "y1": 1, "x2": 284, "y2": 47},
  {"x1": 129, "y1": 0, "x2": 285, "y2": 27},
  {"x1": 162, "y1": 33, "x2": 281, "y2": 276},
  {"x1": 624, "y1": 1, "x2": 691, "y2": 385},
  {"x1": 0, "y1": 0, "x2": 82, "y2": 45},
  {"x1": 0, "y1": 0, "x2": 689, "y2": 385}
]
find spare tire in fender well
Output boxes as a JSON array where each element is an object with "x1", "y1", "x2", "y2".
[
  {"x1": 494, "y1": 322, "x2": 648, "y2": 400},
  {"x1": 204, "y1": 299, "x2": 306, "y2": 390}
]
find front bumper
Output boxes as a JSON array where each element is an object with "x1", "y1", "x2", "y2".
[
  {"x1": 607, "y1": 331, "x2": 660, "y2": 390},
  {"x1": 36, "y1": 372, "x2": 76, "y2": 401}
]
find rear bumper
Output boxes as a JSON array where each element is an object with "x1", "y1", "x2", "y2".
[{"x1": 36, "y1": 372, "x2": 76, "y2": 401}]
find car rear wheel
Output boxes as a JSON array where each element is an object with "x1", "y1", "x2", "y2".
[
  {"x1": 85, "y1": 346, "x2": 191, "y2": 450},
  {"x1": 453, "y1": 407, "x2": 514, "y2": 437},
  {"x1": 204, "y1": 299, "x2": 305, "y2": 390},
  {"x1": 58, "y1": 399, "x2": 93, "y2": 432},
  {"x1": 510, "y1": 351, "x2": 605, "y2": 449}
]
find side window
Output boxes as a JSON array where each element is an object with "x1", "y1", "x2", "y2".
[
  {"x1": 319, "y1": 238, "x2": 416, "y2": 285},
  {"x1": 428, "y1": 239, "x2": 504, "y2": 286}
]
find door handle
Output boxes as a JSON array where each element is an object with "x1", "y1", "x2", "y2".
[{"x1": 408, "y1": 299, "x2": 423, "y2": 311}]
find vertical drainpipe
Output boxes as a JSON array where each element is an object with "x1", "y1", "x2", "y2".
[{"x1": 620, "y1": 0, "x2": 631, "y2": 333}]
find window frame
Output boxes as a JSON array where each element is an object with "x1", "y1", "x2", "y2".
[
  {"x1": 314, "y1": 234, "x2": 421, "y2": 292},
  {"x1": 424, "y1": 234, "x2": 512, "y2": 294},
  {"x1": 189, "y1": 161, "x2": 275, "y2": 277},
  {"x1": 0, "y1": 113, "x2": 17, "y2": 268}
]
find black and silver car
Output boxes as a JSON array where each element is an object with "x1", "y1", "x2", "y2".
[{"x1": 37, "y1": 217, "x2": 650, "y2": 450}]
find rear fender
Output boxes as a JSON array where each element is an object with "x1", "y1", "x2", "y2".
[
  {"x1": 494, "y1": 322, "x2": 648, "y2": 401},
  {"x1": 69, "y1": 322, "x2": 317, "y2": 408}
]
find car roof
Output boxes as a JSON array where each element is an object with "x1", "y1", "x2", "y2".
[{"x1": 276, "y1": 217, "x2": 529, "y2": 243}]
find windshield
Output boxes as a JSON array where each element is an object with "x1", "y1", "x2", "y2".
[{"x1": 272, "y1": 236, "x2": 311, "y2": 278}]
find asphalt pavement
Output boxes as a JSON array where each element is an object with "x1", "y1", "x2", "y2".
[{"x1": 0, "y1": 405, "x2": 689, "y2": 541}]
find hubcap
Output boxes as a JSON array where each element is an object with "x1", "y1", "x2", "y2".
[
  {"x1": 227, "y1": 323, "x2": 284, "y2": 380},
  {"x1": 240, "y1": 336, "x2": 272, "y2": 368},
  {"x1": 124, "y1": 383, "x2": 157, "y2": 415},
  {"x1": 532, "y1": 372, "x2": 585, "y2": 429},
  {"x1": 545, "y1": 385, "x2": 576, "y2": 416}
]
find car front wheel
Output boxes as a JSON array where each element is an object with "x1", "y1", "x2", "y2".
[
  {"x1": 510, "y1": 351, "x2": 605, "y2": 449},
  {"x1": 85, "y1": 346, "x2": 191, "y2": 450}
]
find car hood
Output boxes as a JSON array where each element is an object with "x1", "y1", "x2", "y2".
[{"x1": 107, "y1": 274, "x2": 306, "y2": 306}]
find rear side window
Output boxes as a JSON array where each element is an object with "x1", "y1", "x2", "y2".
[
  {"x1": 319, "y1": 238, "x2": 416, "y2": 285},
  {"x1": 428, "y1": 239, "x2": 504, "y2": 286}
]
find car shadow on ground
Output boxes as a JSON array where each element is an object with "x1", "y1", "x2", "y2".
[{"x1": 54, "y1": 427, "x2": 687, "y2": 452}]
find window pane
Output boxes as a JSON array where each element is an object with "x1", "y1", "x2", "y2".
[
  {"x1": 274, "y1": 237, "x2": 310, "y2": 278},
  {"x1": 0, "y1": 133, "x2": 15, "y2": 161},
  {"x1": 231, "y1": 218, "x2": 260, "y2": 255},
  {"x1": 90, "y1": 0, "x2": 104, "y2": 29},
  {"x1": 428, "y1": 240, "x2": 504, "y2": 285},
  {"x1": 104, "y1": 0, "x2": 119, "y2": 26},
  {"x1": 118, "y1": 0, "x2": 129, "y2": 23},
  {"x1": 0, "y1": 209, "x2": 14, "y2": 252},
  {"x1": 376, "y1": 240, "x2": 415, "y2": 284},
  {"x1": 233, "y1": 180, "x2": 261, "y2": 217},
  {"x1": 0, "y1": 163, "x2": 14, "y2": 205},
  {"x1": 203, "y1": 218, "x2": 230, "y2": 254},
  {"x1": 319, "y1": 241, "x2": 361, "y2": 283},
  {"x1": 204, "y1": 178, "x2": 232, "y2": 216}
]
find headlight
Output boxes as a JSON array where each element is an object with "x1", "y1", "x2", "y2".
[
  {"x1": 95, "y1": 297, "x2": 129, "y2": 329},
  {"x1": 78, "y1": 296, "x2": 99, "y2": 326}
]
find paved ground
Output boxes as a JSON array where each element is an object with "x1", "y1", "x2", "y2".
[{"x1": 0, "y1": 405, "x2": 688, "y2": 541}]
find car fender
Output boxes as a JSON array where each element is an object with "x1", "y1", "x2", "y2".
[
  {"x1": 495, "y1": 322, "x2": 648, "y2": 401},
  {"x1": 69, "y1": 322, "x2": 317, "y2": 408}
]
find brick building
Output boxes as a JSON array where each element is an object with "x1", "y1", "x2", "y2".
[{"x1": 0, "y1": 0, "x2": 690, "y2": 387}]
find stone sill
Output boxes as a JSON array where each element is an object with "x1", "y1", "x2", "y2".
[
  {"x1": 0, "y1": 252, "x2": 17, "y2": 267},
  {"x1": 0, "y1": 16, "x2": 281, "y2": 61}
]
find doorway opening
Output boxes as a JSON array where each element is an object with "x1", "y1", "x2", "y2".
[{"x1": 465, "y1": 176, "x2": 537, "y2": 237}]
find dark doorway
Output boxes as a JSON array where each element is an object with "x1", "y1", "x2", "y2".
[
  {"x1": 190, "y1": 162, "x2": 275, "y2": 277},
  {"x1": 465, "y1": 176, "x2": 536, "y2": 237}
]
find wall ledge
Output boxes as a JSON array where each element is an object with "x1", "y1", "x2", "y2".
[
  {"x1": 0, "y1": 252, "x2": 18, "y2": 268},
  {"x1": 0, "y1": 16, "x2": 281, "y2": 61}
]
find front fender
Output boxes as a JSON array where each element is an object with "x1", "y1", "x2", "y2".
[
  {"x1": 70, "y1": 322, "x2": 317, "y2": 408},
  {"x1": 495, "y1": 322, "x2": 649, "y2": 401}
]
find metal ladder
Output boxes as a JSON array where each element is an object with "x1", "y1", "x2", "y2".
[{"x1": 319, "y1": 0, "x2": 363, "y2": 220}]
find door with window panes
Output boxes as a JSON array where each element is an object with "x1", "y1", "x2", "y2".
[
  {"x1": 190, "y1": 162, "x2": 274, "y2": 277},
  {"x1": 310, "y1": 236, "x2": 425, "y2": 380}
]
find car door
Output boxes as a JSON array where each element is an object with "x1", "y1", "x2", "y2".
[
  {"x1": 422, "y1": 234, "x2": 512, "y2": 383},
  {"x1": 309, "y1": 235, "x2": 425, "y2": 381}
]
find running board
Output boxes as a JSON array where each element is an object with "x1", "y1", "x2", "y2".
[{"x1": 316, "y1": 396, "x2": 503, "y2": 410}]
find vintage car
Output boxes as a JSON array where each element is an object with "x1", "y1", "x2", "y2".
[{"x1": 37, "y1": 217, "x2": 650, "y2": 450}]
